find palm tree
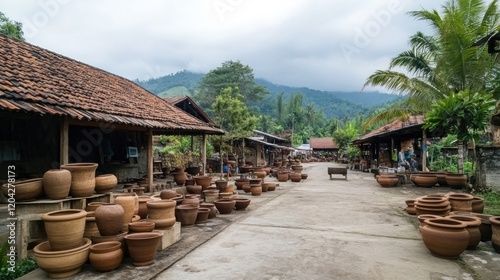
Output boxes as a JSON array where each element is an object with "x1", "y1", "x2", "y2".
[{"x1": 363, "y1": 0, "x2": 500, "y2": 129}]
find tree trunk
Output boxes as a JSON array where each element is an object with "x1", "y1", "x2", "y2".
[
  {"x1": 457, "y1": 140, "x2": 464, "y2": 174},
  {"x1": 491, "y1": 124, "x2": 500, "y2": 145}
]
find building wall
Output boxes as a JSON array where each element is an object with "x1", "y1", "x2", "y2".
[{"x1": 476, "y1": 146, "x2": 500, "y2": 191}]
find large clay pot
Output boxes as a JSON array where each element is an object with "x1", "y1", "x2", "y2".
[
  {"x1": 1, "y1": 178, "x2": 43, "y2": 202},
  {"x1": 445, "y1": 173, "x2": 467, "y2": 189},
  {"x1": 95, "y1": 203, "x2": 124, "y2": 236},
  {"x1": 175, "y1": 205, "x2": 199, "y2": 226},
  {"x1": 89, "y1": 241, "x2": 123, "y2": 272},
  {"x1": 291, "y1": 165, "x2": 303, "y2": 173},
  {"x1": 83, "y1": 211, "x2": 99, "y2": 239},
  {"x1": 447, "y1": 215, "x2": 481, "y2": 250},
  {"x1": 447, "y1": 193, "x2": 473, "y2": 212},
  {"x1": 413, "y1": 174, "x2": 438, "y2": 188},
  {"x1": 471, "y1": 197, "x2": 484, "y2": 213},
  {"x1": 250, "y1": 184, "x2": 262, "y2": 196},
  {"x1": 94, "y1": 174, "x2": 118, "y2": 194},
  {"x1": 234, "y1": 178, "x2": 250, "y2": 190},
  {"x1": 234, "y1": 198, "x2": 251, "y2": 210},
  {"x1": 195, "y1": 208, "x2": 210, "y2": 224},
  {"x1": 277, "y1": 172, "x2": 289, "y2": 182},
  {"x1": 193, "y1": 176, "x2": 212, "y2": 189},
  {"x1": 420, "y1": 218, "x2": 469, "y2": 259},
  {"x1": 376, "y1": 174, "x2": 399, "y2": 188},
  {"x1": 43, "y1": 169, "x2": 72, "y2": 199},
  {"x1": 60, "y1": 163, "x2": 98, "y2": 197},
  {"x1": 242, "y1": 183, "x2": 251, "y2": 193},
  {"x1": 114, "y1": 194, "x2": 138, "y2": 232},
  {"x1": 42, "y1": 209, "x2": 87, "y2": 251},
  {"x1": 289, "y1": 173, "x2": 302, "y2": 182},
  {"x1": 186, "y1": 184, "x2": 203, "y2": 194},
  {"x1": 490, "y1": 216, "x2": 500, "y2": 253},
  {"x1": 124, "y1": 231, "x2": 163, "y2": 266},
  {"x1": 138, "y1": 196, "x2": 152, "y2": 219},
  {"x1": 146, "y1": 200, "x2": 176, "y2": 229},
  {"x1": 159, "y1": 190, "x2": 177, "y2": 200},
  {"x1": 172, "y1": 172, "x2": 187, "y2": 186},
  {"x1": 213, "y1": 199, "x2": 236, "y2": 214},
  {"x1": 215, "y1": 180, "x2": 228, "y2": 192},
  {"x1": 33, "y1": 238, "x2": 91, "y2": 279},
  {"x1": 200, "y1": 203, "x2": 217, "y2": 219}
]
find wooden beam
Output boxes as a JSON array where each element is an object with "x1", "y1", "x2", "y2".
[
  {"x1": 147, "y1": 129, "x2": 153, "y2": 191},
  {"x1": 60, "y1": 117, "x2": 69, "y2": 165},
  {"x1": 201, "y1": 134, "x2": 207, "y2": 175}
]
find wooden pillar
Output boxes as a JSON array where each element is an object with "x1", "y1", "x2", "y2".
[
  {"x1": 422, "y1": 130, "x2": 427, "y2": 172},
  {"x1": 201, "y1": 134, "x2": 207, "y2": 175},
  {"x1": 390, "y1": 138, "x2": 395, "y2": 168},
  {"x1": 59, "y1": 117, "x2": 69, "y2": 165},
  {"x1": 147, "y1": 129, "x2": 153, "y2": 191}
]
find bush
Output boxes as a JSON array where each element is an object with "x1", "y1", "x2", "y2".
[{"x1": 0, "y1": 244, "x2": 37, "y2": 280}]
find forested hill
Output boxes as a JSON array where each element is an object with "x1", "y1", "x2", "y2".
[{"x1": 135, "y1": 70, "x2": 399, "y2": 119}]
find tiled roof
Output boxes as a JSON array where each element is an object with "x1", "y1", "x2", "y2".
[
  {"x1": 164, "y1": 95, "x2": 216, "y2": 126},
  {"x1": 253, "y1": 130, "x2": 287, "y2": 141},
  {"x1": 309, "y1": 138, "x2": 339, "y2": 149},
  {"x1": 0, "y1": 36, "x2": 223, "y2": 134},
  {"x1": 356, "y1": 115, "x2": 425, "y2": 142}
]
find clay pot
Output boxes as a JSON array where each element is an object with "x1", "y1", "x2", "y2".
[
  {"x1": 33, "y1": 238, "x2": 91, "y2": 279},
  {"x1": 225, "y1": 184, "x2": 235, "y2": 193},
  {"x1": 447, "y1": 215, "x2": 481, "y2": 250},
  {"x1": 84, "y1": 211, "x2": 99, "y2": 239},
  {"x1": 124, "y1": 231, "x2": 163, "y2": 266},
  {"x1": 91, "y1": 231, "x2": 127, "y2": 256},
  {"x1": 89, "y1": 241, "x2": 123, "y2": 272},
  {"x1": 420, "y1": 218, "x2": 469, "y2": 259},
  {"x1": 219, "y1": 192, "x2": 234, "y2": 200},
  {"x1": 447, "y1": 193, "x2": 473, "y2": 212},
  {"x1": 203, "y1": 189, "x2": 219, "y2": 203},
  {"x1": 60, "y1": 163, "x2": 98, "y2": 197},
  {"x1": 404, "y1": 199, "x2": 416, "y2": 215},
  {"x1": 413, "y1": 174, "x2": 438, "y2": 188},
  {"x1": 2, "y1": 178, "x2": 43, "y2": 201},
  {"x1": 114, "y1": 194, "x2": 138, "y2": 232},
  {"x1": 213, "y1": 199, "x2": 236, "y2": 214},
  {"x1": 146, "y1": 200, "x2": 176, "y2": 229},
  {"x1": 471, "y1": 197, "x2": 484, "y2": 213},
  {"x1": 234, "y1": 198, "x2": 251, "y2": 210},
  {"x1": 242, "y1": 184, "x2": 251, "y2": 193},
  {"x1": 277, "y1": 172, "x2": 289, "y2": 182},
  {"x1": 414, "y1": 196, "x2": 451, "y2": 216},
  {"x1": 234, "y1": 179, "x2": 250, "y2": 190},
  {"x1": 249, "y1": 178, "x2": 262, "y2": 185},
  {"x1": 159, "y1": 190, "x2": 177, "y2": 200},
  {"x1": 417, "y1": 214, "x2": 441, "y2": 228},
  {"x1": 254, "y1": 171, "x2": 267, "y2": 180},
  {"x1": 215, "y1": 180, "x2": 228, "y2": 192},
  {"x1": 291, "y1": 165, "x2": 303, "y2": 173},
  {"x1": 261, "y1": 182, "x2": 270, "y2": 192},
  {"x1": 128, "y1": 221, "x2": 155, "y2": 233},
  {"x1": 266, "y1": 183, "x2": 277, "y2": 191},
  {"x1": 435, "y1": 172, "x2": 448, "y2": 187},
  {"x1": 200, "y1": 202, "x2": 217, "y2": 219},
  {"x1": 250, "y1": 184, "x2": 262, "y2": 196},
  {"x1": 196, "y1": 208, "x2": 210, "y2": 224},
  {"x1": 94, "y1": 174, "x2": 117, "y2": 194},
  {"x1": 290, "y1": 173, "x2": 302, "y2": 182},
  {"x1": 474, "y1": 214, "x2": 493, "y2": 242},
  {"x1": 376, "y1": 174, "x2": 399, "y2": 188},
  {"x1": 172, "y1": 172, "x2": 187, "y2": 186},
  {"x1": 445, "y1": 173, "x2": 467, "y2": 189},
  {"x1": 42, "y1": 209, "x2": 87, "y2": 251},
  {"x1": 193, "y1": 176, "x2": 212, "y2": 189},
  {"x1": 182, "y1": 196, "x2": 202, "y2": 207},
  {"x1": 301, "y1": 173, "x2": 308, "y2": 180},
  {"x1": 170, "y1": 194, "x2": 184, "y2": 205},
  {"x1": 175, "y1": 205, "x2": 199, "y2": 226},
  {"x1": 86, "y1": 202, "x2": 104, "y2": 212},
  {"x1": 184, "y1": 178, "x2": 195, "y2": 186},
  {"x1": 43, "y1": 169, "x2": 71, "y2": 199},
  {"x1": 490, "y1": 216, "x2": 500, "y2": 253},
  {"x1": 95, "y1": 203, "x2": 125, "y2": 236},
  {"x1": 138, "y1": 196, "x2": 152, "y2": 219},
  {"x1": 186, "y1": 184, "x2": 203, "y2": 194}
]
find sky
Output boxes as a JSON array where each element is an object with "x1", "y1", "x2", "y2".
[{"x1": 0, "y1": 0, "x2": 444, "y2": 92}]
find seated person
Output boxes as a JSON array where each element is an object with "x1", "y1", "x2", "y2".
[{"x1": 222, "y1": 163, "x2": 233, "y2": 176}]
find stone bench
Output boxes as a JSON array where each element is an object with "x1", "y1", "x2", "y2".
[{"x1": 328, "y1": 167, "x2": 348, "y2": 180}]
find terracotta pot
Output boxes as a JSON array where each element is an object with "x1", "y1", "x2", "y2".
[
  {"x1": 417, "y1": 214, "x2": 441, "y2": 228},
  {"x1": 43, "y1": 169, "x2": 71, "y2": 199},
  {"x1": 128, "y1": 221, "x2": 155, "y2": 233},
  {"x1": 445, "y1": 173, "x2": 467, "y2": 189},
  {"x1": 414, "y1": 196, "x2": 451, "y2": 216},
  {"x1": 86, "y1": 202, "x2": 104, "y2": 212},
  {"x1": 2, "y1": 178, "x2": 43, "y2": 202},
  {"x1": 34, "y1": 238, "x2": 91, "y2": 278},
  {"x1": 159, "y1": 190, "x2": 177, "y2": 200},
  {"x1": 420, "y1": 218, "x2": 469, "y2": 259},
  {"x1": 203, "y1": 189, "x2": 219, "y2": 203},
  {"x1": 376, "y1": 175, "x2": 399, "y2": 188},
  {"x1": 95, "y1": 203, "x2": 125, "y2": 236},
  {"x1": 254, "y1": 171, "x2": 267, "y2": 180},
  {"x1": 214, "y1": 199, "x2": 236, "y2": 214},
  {"x1": 234, "y1": 198, "x2": 251, "y2": 210},
  {"x1": 260, "y1": 182, "x2": 270, "y2": 192},
  {"x1": 170, "y1": 194, "x2": 184, "y2": 205},
  {"x1": 474, "y1": 214, "x2": 493, "y2": 242},
  {"x1": 60, "y1": 163, "x2": 98, "y2": 197},
  {"x1": 413, "y1": 174, "x2": 438, "y2": 188},
  {"x1": 91, "y1": 231, "x2": 127, "y2": 257},
  {"x1": 215, "y1": 180, "x2": 228, "y2": 192},
  {"x1": 250, "y1": 184, "x2": 262, "y2": 196},
  {"x1": 114, "y1": 194, "x2": 138, "y2": 232},
  {"x1": 42, "y1": 209, "x2": 87, "y2": 251},
  {"x1": 146, "y1": 200, "x2": 176, "y2": 229},
  {"x1": 234, "y1": 179, "x2": 250, "y2": 190},
  {"x1": 84, "y1": 211, "x2": 99, "y2": 239},
  {"x1": 138, "y1": 196, "x2": 152, "y2": 219},
  {"x1": 172, "y1": 172, "x2": 187, "y2": 186},
  {"x1": 182, "y1": 196, "x2": 202, "y2": 207},
  {"x1": 242, "y1": 183, "x2": 251, "y2": 193},
  {"x1": 301, "y1": 173, "x2": 308, "y2": 180},
  {"x1": 175, "y1": 205, "x2": 199, "y2": 226},
  {"x1": 435, "y1": 172, "x2": 448, "y2": 187},
  {"x1": 219, "y1": 192, "x2": 234, "y2": 200},
  {"x1": 89, "y1": 241, "x2": 123, "y2": 272},
  {"x1": 490, "y1": 216, "x2": 500, "y2": 253},
  {"x1": 225, "y1": 184, "x2": 235, "y2": 193},
  {"x1": 290, "y1": 173, "x2": 302, "y2": 182},
  {"x1": 447, "y1": 215, "x2": 481, "y2": 250},
  {"x1": 447, "y1": 193, "x2": 473, "y2": 212},
  {"x1": 404, "y1": 199, "x2": 416, "y2": 215},
  {"x1": 193, "y1": 176, "x2": 212, "y2": 189},
  {"x1": 186, "y1": 184, "x2": 203, "y2": 194},
  {"x1": 200, "y1": 202, "x2": 217, "y2": 219},
  {"x1": 277, "y1": 172, "x2": 289, "y2": 182},
  {"x1": 291, "y1": 165, "x2": 303, "y2": 173},
  {"x1": 94, "y1": 174, "x2": 117, "y2": 194},
  {"x1": 249, "y1": 178, "x2": 262, "y2": 185},
  {"x1": 124, "y1": 231, "x2": 163, "y2": 266},
  {"x1": 471, "y1": 197, "x2": 484, "y2": 213},
  {"x1": 196, "y1": 208, "x2": 210, "y2": 224}
]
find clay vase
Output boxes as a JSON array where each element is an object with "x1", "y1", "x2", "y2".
[
  {"x1": 200, "y1": 203, "x2": 217, "y2": 219},
  {"x1": 289, "y1": 173, "x2": 302, "y2": 182},
  {"x1": 215, "y1": 180, "x2": 228, "y2": 192},
  {"x1": 138, "y1": 196, "x2": 152, "y2": 219},
  {"x1": 128, "y1": 221, "x2": 155, "y2": 233},
  {"x1": 172, "y1": 171, "x2": 187, "y2": 186},
  {"x1": 234, "y1": 198, "x2": 251, "y2": 210},
  {"x1": 250, "y1": 184, "x2": 262, "y2": 196},
  {"x1": 445, "y1": 173, "x2": 467, "y2": 189},
  {"x1": 213, "y1": 199, "x2": 236, "y2": 214},
  {"x1": 186, "y1": 184, "x2": 203, "y2": 194},
  {"x1": 193, "y1": 176, "x2": 212, "y2": 189},
  {"x1": 420, "y1": 217, "x2": 469, "y2": 259},
  {"x1": 33, "y1": 238, "x2": 91, "y2": 279},
  {"x1": 2, "y1": 178, "x2": 43, "y2": 202},
  {"x1": 83, "y1": 211, "x2": 99, "y2": 239},
  {"x1": 447, "y1": 193, "x2": 473, "y2": 212},
  {"x1": 404, "y1": 199, "x2": 416, "y2": 215},
  {"x1": 490, "y1": 216, "x2": 500, "y2": 253},
  {"x1": 95, "y1": 203, "x2": 125, "y2": 236},
  {"x1": 42, "y1": 209, "x2": 87, "y2": 251},
  {"x1": 195, "y1": 208, "x2": 210, "y2": 224},
  {"x1": 413, "y1": 174, "x2": 438, "y2": 188},
  {"x1": 234, "y1": 178, "x2": 250, "y2": 190},
  {"x1": 471, "y1": 197, "x2": 484, "y2": 213},
  {"x1": 89, "y1": 241, "x2": 123, "y2": 272},
  {"x1": 94, "y1": 174, "x2": 118, "y2": 194},
  {"x1": 447, "y1": 215, "x2": 481, "y2": 250},
  {"x1": 60, "y1": 163, "x2": 98, "y2": 197},
  {"x1": 124, "y1": 231, "x2": 163, "y2": 266},
  {"x1": 114, "y1": 194, "x2": 138, "y2": 232},
  {"x1": 203, "y1": 189, "x2": 219, "y2": 203},
  {"x1": 175, "y1": 205, "x2": 199, "y2": 226},
  {"x1": 376, "y1": 174, "x2": 399, "y2": 188},
  {"x1": 43, "y1": 169, "x2": 72, "y2": 199},
  {"x1": 146, "y1": 200, "x2": 176, "y2": 229}
]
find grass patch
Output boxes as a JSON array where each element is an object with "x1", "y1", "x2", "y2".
[{"x1": 476, "y1": 191, "x2": 500, "y2": 215}]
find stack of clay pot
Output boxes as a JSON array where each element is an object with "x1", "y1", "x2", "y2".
[{"x1": 414, "y1": 195, "x2": 451, "y2": 216}]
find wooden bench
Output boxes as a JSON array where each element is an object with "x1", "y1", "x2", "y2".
[{"x1": 328, "y1": 167, "x2": 348, "y2": 180}]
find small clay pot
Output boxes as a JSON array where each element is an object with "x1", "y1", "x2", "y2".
[
  {"x1": 159, "y1": 190, "x2": 178, "y2": 200},
  {"x1": 196, "y1": 208, "x2": 210, "y2": 224},
  {"x1": 124, "y1": 232, "x2": 163, "y2": 266},
  {"x1": 234, "y1": 198, "x2": 251, "y2": 210},
  {"x1": 89, "y1": 241, "x2": 123, "y2": 272},
  {"x1": 175, "y1": 205, "x2": 199, "y2": 226},
  {"x1": 250, "y1": 184, "x2": 262, "y2": 196},
  {"x1": 128, "y1": 221, "x2": 155, "y2": 233},
  {"x1": 95, "y1": 174, "x2": 118, "y2": 194}
]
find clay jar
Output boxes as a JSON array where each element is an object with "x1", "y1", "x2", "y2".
[
  {"x1": 89, "y1": 241, "x2": 123, "y2": 272},
  {"x1": 124, "y1": 232, "x2": 163, "y2": 266},
  {"x1": 250, "y1": 184, "x2": 262, "y2": 196},
  {"x1": 289, "y1": 173, "x2": 302, "y2": 182},
  {"x1": 95, "y1": 203, "x2": 125, "y2": 236},
  {"x1": 213, "y1": 199, "x2": 236, "y2": 214},
  {"x1": 490, "y1": 216, "x2": 500, "y2": 253},
  {"x1": 43, "y1": 169, "x2": 72, "y2": 199},
  {"x1": 175, "y1": 205, "x2": 199, "y2": 226},
  {"x1": 420, "y1": 217, "x2": 469, "y2": 259},
  {"x1": 41, "y1": 209, "x2": 87, "y2": 251},
  {"x1": 196, "y1": 208, "x2": 210, "y2": 224},
  {"x1": 138, "y1": 196, "x2": 152, "y2": 219},
  {"x1": 447, "y1": 215, "x2": 481, "y2": 250},
  {"x1": 114, "y1": 194, "x2": 138, "y2": 232},
  {"x1": 146, "y1": 200, "x2": 176, "y2": 229},
  {"x1": 447, "y1": 193, "x2": 474, "y2": 212},
  {"x1": 200, "y1": 203, "x2": 217, "y2": 219},
  {"x1": 60, "y1": 163, "x2": 98, "y2": 197},
  {"x1": 277, "y1": 172, "x2": 289, "y2": 182},
  {"x1": 172, "y1": 172, "x2": 187, "y2": 186},
  {"x1": 94, "y1": 174, "x2": 118, "y2": 194}
]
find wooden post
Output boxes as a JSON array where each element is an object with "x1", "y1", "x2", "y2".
[
  {"x1": 422, "y1": 130, "x2": 427, "y2": 172},
  {"x1": 390, "y1": 138, "x2": 395, "y2": 168},
  {"x1": 60, "y1": 117, "x2": 69, "y2": 165},
  {"x1": 201, "y1": 134, "x2": 207, "y2": 175},
  {"x1": 147, "y1": 129, "x2": 153, "y2": 191}
]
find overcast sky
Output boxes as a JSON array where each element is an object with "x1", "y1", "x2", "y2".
[{"x1": 1, "y1": 0, "x2": 443, "y2": 92}]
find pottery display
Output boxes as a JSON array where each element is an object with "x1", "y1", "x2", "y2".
[
  {"x1": 114, "y1": 194, "x2": 138, "y2": 232},
  {"x1": 200, "y1": 203, "x2": 217, "y2": 219},
  {"x1": 94, "y1": 174, "x2": 117, "y2": 194},
  {"x1": 124, "y1": 231, "x2": 163, "y2": 266},
  {"x1": 33, "y1": 238, "x2": 91, "y2": 279},
  {"x1": 43, "y1": 169, "x2": 71, "y2": 199},
  {"x1": 420, "y1": 217, "x2": 469, "y2": 259},
  {"x1": 213, "y1": 199, "x2": 236, "y2": 214},
  {"x1": 447, "y1": 215, "x2": 481, "y2": 250},
  {"x1": 94, "y1": 203, "x2": 125, "y2": 236},
  {"x1": 42, "y1": 209, "x2": 87, "y2": 251},
  {"x1": 128, "y1": 221, "x2": 155, "y2": 233},
  {"x1": 234, "y1": 198, "x2": 251, "y2": 210},
  {"x1": 193, "y1": 176, "x2": 212, "y2": 189},
  {"x1": 445, "y1": 173, "x2": 467, "y2": 189},
  {"x1": 195, "y1": 208, "x2": 210, "y2": 224},
  {"x1": 60, "y1": 162, "x2": 98, "y2": 197},
  {"x1": 146, "y1": 199, "x2": 176, "y2": 229},
  {"x1": 175, "y1": 205, "x2": 199, "y2": 226},
  {"x1": 376, "y1": 174, "x2": 399, "y2": 188},
  {"x1": 250, "y1": 184, "x2": 262, "y2": 196},
  {"x1": 89, "y1": 241, "x2": 123, "y2": 272},
  {"x1": 186, "y1": 184, "x2": 203, "y2": 194},
  {"x1": 1, "y1": 178, "x2": 43, "y2": 201},
  {"x1": 490, "y1": 216, "x2": 500, "y2": 253},
  {"x1": 447, "y1": 193, "x2": 473, "y2": 212}
]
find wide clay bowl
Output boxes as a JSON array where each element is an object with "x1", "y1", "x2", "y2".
[
  {"x1": 124, "y1": 231, "x2": 163, "y2": 266},
  {"x1": 34, "y1": 238, "x2": 91, "y2": 279},
  {"x1": 233, "y1": 198, "x2": 251, "y2": 210},
  {"x1": 1, "y1": 178, "x2": 43, "y2": 201},
  {"x1": 89, "y1": 241, "x2": 123, "y2": 272},
  {"x1": 213, "y1": 199, "x2": 236, "y2": 214},
  {"x1": 128, "y1": 221, "x2": 155, "y2": 233}
]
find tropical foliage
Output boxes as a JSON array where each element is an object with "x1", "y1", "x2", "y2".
[{"x1": 0, "y1": 12, "x2": 24, "y2": 41}]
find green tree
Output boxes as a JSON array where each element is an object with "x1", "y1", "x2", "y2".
[
  {"x1": 332, "y1": 121, "x2": 359, "y2": 159},
  {"x1": 0, "y1": 12, "x2": 24, "y2": 41}
]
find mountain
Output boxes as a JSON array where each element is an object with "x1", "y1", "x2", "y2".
[{"x1": 135, "y1": 71, "x2": 399, "y2": 119}]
